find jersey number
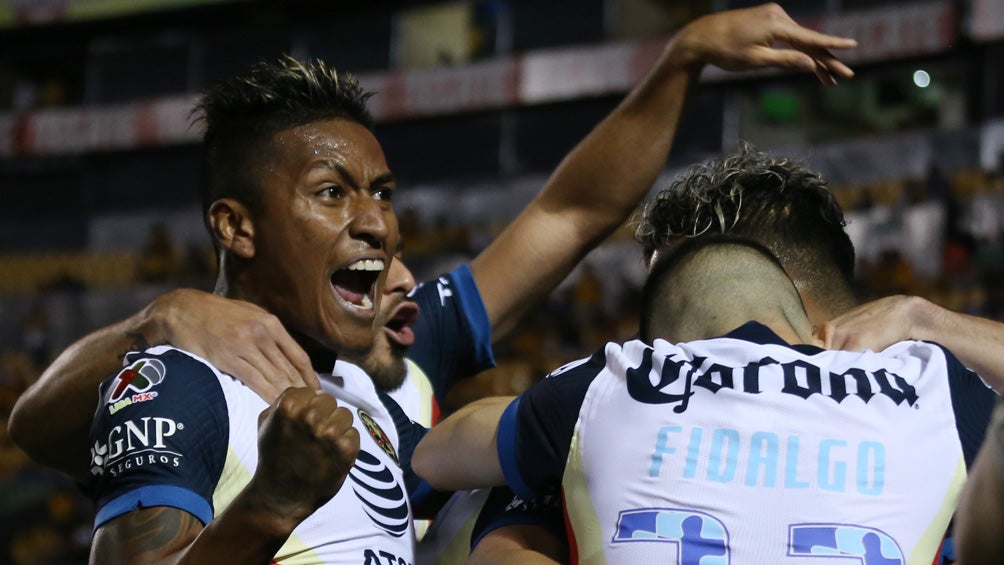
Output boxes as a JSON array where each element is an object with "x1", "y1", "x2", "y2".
[{"x1": 613, "y1": 509, "x2": 904, "y2": 564}]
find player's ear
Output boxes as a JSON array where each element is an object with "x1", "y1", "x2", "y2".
[{"x1": 209, "y1": 198, "x2": 255, "y2": 259}]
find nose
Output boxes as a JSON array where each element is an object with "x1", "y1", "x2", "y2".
[
  {"x1": 384, "y1": 256, "x2": 416, "y2": 297},
  {"x1": 349, "y1": 195, "x2": 395, "y2": 250}
]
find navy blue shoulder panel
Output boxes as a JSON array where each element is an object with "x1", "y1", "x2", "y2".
[
  {"x1": 89, "y1": 348, "x2": 229, "y2": 528},
  {"x1": 497, "y1": 347, "x2": 607, "y2": 499},
  {"x1": 470, "y1": 487, "x2": 565, "y2": 553},
  {"x1": 377, "y1": 391, "x2": 447, "y2": 516},
  {"x1": 409, "y1": 264, "x2": 495, "y2": 401},
  {"x1": 928, "y1": 341, "x2": 997, "y2": 469}
]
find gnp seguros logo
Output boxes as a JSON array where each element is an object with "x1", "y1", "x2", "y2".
[{"x1": 90, "y1": 416, "x2": 185, "y2": 477}]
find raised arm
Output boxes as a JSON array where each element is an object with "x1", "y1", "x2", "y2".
[
  {"x1": 9, "y1": 289, "x2": 317, "y2": 481},
  {"x1": 818, "y1": 295, "x2": 1004, "y2": 392},
  {"x1": 472, "y1": 3, "x2": 857, "y2": 340},
  {"x1": 91, "y1": 387, "x2": 357, "y2": 565}
]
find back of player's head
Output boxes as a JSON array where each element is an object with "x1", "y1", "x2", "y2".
[
  {"x1": 640, "y1": 235, "x2": 811, "y2": 344},
  {"x1": 193, "y1": 55, "x2": 375, "y2": 238},
  {"x1": 634, "y1": 143, "x2": 855, "y2": 316}
]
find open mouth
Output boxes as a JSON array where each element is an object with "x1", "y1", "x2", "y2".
[
  {"x1": 383, "y1": 300, "x2": 420, "y2": 348},
  {"x1": 330, "y1": 258, "x2": 384, "y2": 310}
]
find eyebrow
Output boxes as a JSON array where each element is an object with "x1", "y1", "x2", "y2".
[{"x1": 309, "y1": 160, "x2": 395, "y2": 188}]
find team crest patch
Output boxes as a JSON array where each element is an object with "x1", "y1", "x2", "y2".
[
  {"x1": 357, "y1": 409, "x2": 398, "y2": 465},
  {"x1": 107, "y1": 358, "x2": 166, "y2": 415}
]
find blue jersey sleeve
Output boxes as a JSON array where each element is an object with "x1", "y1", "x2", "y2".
[
  {"x1": 378, "y1": 391, "x2": 449, "y2": 518},
  {"x1": 409, "y1": 264, "x2": 495, "y2": 401},
  {"x1": 88, "y1": 348, "x2": 229, "y2": 529},
  {"x1": 933, "y1": 342, "x2": 997, "y2": 469},
  {"x1": 497, "y1": 348, "x2": 607, "y2": 500},
  {"x1": 470, "y1": 487, "x2": 566, "y2": 553}
]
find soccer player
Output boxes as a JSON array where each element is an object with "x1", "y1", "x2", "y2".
[
  {"x1": 413, "y1": 236, "x2": 995, "y2": 563},
  {"x1": 86, "y1": 57, "x2": 422, "y2": 563},
  {"x1": 9, "y1": 3, "x2": 861, "y2": 473},
  {"x1": 636, "y1": 144, "x2": 1004, "y2": 392}
]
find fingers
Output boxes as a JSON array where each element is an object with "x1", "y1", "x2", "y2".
[
  {"x1": 248, "y1": 313, "x2": 318, "y2": 391},
  {"x1": 780, "y1": 23, "x2": 857, "y2": 52},
  {"x1": 272, "y1": 389, "x2": 357, "y2": 441},
  {"x1": 813, "y1": 59, "x2": 838, "y2": 87},
  {"x1": 816, "y1": 322, "x2": 856, "y2": 350},
  {"x1": 752, "y1": 46, "x2": 816, "y2": 74},
  {"x1": 234, "y1": 357, "x2": 283, "y2": 403},
  {"x1": 273, "y1": 329, "x2": 320, "y2": 391},
  {"x1": 762, "y1": 3, "x2": 857, "y2": 50},
  {"x1": 212, "y1": 311, "x2": 319, "y2": 400},
  {"x1": 269, "y1": 388, "x2": 361, "y2": 462},
  {"x1": 760, "y1": 3, "x2": 856, "y2": 84},
  {"x1": 753, "y1": 45, "x2": 851, "y2": 86},
  {"x1": 806, "y1": 47, "x2": 854, "y2": 79}
]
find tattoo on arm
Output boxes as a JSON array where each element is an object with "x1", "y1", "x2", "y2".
[{"x1": 93, "y1": 507, "x2": 203, "y2": 563}]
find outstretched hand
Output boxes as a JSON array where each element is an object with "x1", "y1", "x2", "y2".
[
  {"x1": 149, "y1": 289, "x2": 320, "y2": 401},
  {"x1": 670, "y1": 3, "x2": 856, "y2": 85},
  {"x1": 251, "y1": 387, "x2": 360, "y2": 522}
]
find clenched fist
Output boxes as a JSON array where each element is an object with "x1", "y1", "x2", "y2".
[{"x1": 248, "y1": 387, "x2": 360, "y2": 524}]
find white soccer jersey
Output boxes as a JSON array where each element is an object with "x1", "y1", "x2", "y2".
[
  {"x1": 388, "y1": 358, "x2": 437, "y2": 428},
  {"x1": 497, "y1": 322, "x2": 996, "y2": 564},
  {"x1": 89, "y1": 346, "x2": 416, "y2": 564}
]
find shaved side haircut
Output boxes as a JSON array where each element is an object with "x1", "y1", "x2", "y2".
[
  {"x1": 635, "y1": 143, "x2": 856, "y2": 317},
  {"x1": 641, "y1": 236, "x2": 812, "y2": 344}
]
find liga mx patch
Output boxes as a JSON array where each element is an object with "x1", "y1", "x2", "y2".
[
  {"x1": 358, "y1": 409, "x2": 398, "y2": 465},
  {"x1": 107, "y1": 358, "x2": 166, "y2": 415}
]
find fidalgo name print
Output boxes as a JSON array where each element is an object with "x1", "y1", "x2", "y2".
[{"x1": 627, "y1": 348, "x2": 919, "y2": 413}]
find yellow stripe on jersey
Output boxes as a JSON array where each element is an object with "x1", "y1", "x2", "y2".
[
  {"x1": 212, "y1": 445, "x2": 322, "y2": 563},
  {"x1": 213, "y1": 446, "x2": 250, "y2": 519},
  {"x1": 275, "y1": 534, "x2": 324, "y2": 565},
  {"x1": 908, "y1": 455, "x2": 967, "y2": 565},
  {"x1": 405, "y1": 358, "x2": 436, "y2": 428},
  {"x1": 563, "y1": 422, "x2": 605, "y2": 564}
]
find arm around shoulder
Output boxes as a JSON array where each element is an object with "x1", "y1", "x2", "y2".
[
  {"x1": 820, "y1": 295, "x2": 1004, "y2": 392},
  {"x1": 413, "y1": 396, "x2": 512, "y2": 491}
]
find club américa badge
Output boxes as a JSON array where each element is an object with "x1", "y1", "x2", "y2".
[{"x1": 357, "y1": 409, "x2": 398, "y2": 466}]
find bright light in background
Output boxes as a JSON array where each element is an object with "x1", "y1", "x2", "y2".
[{"x1": 913, "y1": 69, "x2": 931, "y2": 88}]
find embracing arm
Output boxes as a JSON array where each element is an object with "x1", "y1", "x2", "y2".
[
  {"x1": 412, "y1": 396, "x2": 512, "y2": 491},
  {"x1": 10, "y1": 308, "x2": 158, "y2": 481},
  {"x1": 9, "y1": 289, "x2": 317, "y2": 481},
  {"x1": 819, "y1": 295, "x2": 1004, "y2": 392},
  {"x1": 471, "y1": 3, "x2": 856, "y2": 340}
]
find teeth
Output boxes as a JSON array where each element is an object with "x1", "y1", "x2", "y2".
[
  {"x1": 359, "y1": 294, "x2": 373, "y2": 309},
  {"x1": 346, "y1": 259, "x2": 385, "y2": 272}
]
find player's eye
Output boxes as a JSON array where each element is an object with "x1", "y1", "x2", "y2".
[
  {"x1": 318, "y1": 185, "x2": 345, "y2": 199},
  {"x1": 372, "y1": 187, "x2": 394, "y2": 201}
]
